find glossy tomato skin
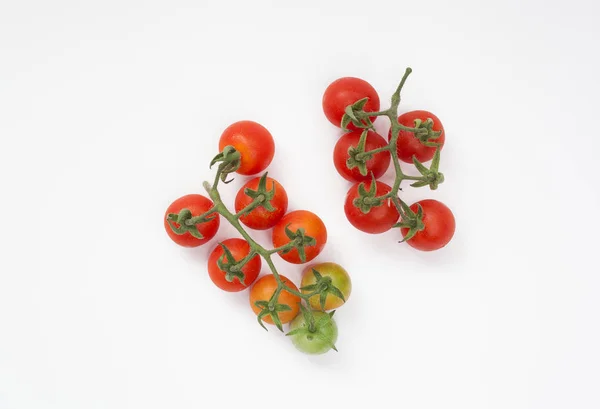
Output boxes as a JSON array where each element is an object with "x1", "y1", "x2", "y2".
[
  {"x1": 272, "y1": 210, "x2": 327, "y2": 264},
  {"x1": 401, "y1": 199, "x2": 455, "y2": 251},
  {"x1": 234, "y1": 177, "x2": 288, "y2": 230},
  {"x1": 333, "y1": 130, "x2": 391, "y2": 182},
  {"x1": 164, "y1": 194, "x2": 220, "y2": 247},
  {"x1": 219, "y1": 120, "x2": 275, "y2": 175},
  {"x1": 301, "y1": 262, "x2": 351, "y2": 311},
  {"x1": 249, "y1": 275, "x2": 301, "y2": 325},
  {"x1": 322, "y1": 77, "x2": 380, "y2": 129},
  {"x1": 389, "y1": 110, "x2": 445, "y2": 163},
  {"x1": 207, "y1": 238, "x2": 261, "y2": 292},
  {"x1": 288, "y1": 311, "x2": 338, "y2": 355},
  {"x1": 344, "y1": 181, "x2": 399, "y2": 234}
]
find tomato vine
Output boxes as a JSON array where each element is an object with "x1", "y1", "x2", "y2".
[{"x1": 340, "y1": 67, "x2": 449, "y2": 243}]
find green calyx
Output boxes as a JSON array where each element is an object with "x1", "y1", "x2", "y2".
[
  {"x1": 411, "y1": 148, "x2": 444, "y2": 190},
  {"x1": 412, "y1": 118, "x2": 442, "y2": 146},
  {"x1": 281, "y1": 225, "x2": 316, "y2": 263},
  {"x1": 254, "y1": 296, "x2": 292, "y2": 332},
  {"x1": 346, "y1": 129, "x2": 371, "y2": 176},
  {"x1": 341, "y1": 97, "x2": 374, "y2": 131},
  {"x1": 216, "y1": 242, "x2": 251, "y2": 285},
  {"x1": 166, "y1": 208, "x2": 215, "y2": 239},
  {"x1": 352, "y1": 173, "x2": 384, "y2": 214},
  {"x1": 286, "y1": 304, "x2": 338, "y2": 352},
  {"x1": 242, "y1": 172, "x2": 277, "y2": 213},
  {"x1": 393, "y1": 200, "x2": 425, "y2": 243},
  {"x1": 210, "y1": 145, "x2": 241, "y2": 183},
  {"x1": 300, "y1": 269, "x2": 346, "y2": 311}
]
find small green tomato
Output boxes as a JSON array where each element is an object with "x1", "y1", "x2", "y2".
[{"x1": 287, "y1": 310, "x2": 338, "y2": 355}]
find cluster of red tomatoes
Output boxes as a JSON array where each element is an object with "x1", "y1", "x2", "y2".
[
  {"x1": 164, "y1": 120, "x2": 350, "y2": 354},
  {"x1": 322, "y1": 77, "x2": 456, "y2": 251}
]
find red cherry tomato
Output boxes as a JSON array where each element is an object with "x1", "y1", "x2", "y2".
[
  {"x1": 164, "y1": 194, "x2": 220, "y2": 247},
  {"x1": 207, "y1": 238, "x2": 261, "y2": 292},
  {"x1": 272, "y1": 210, "x2": 327, "y2": 264},
  {"x1": 401, "y1": 199, "x2": 455, "y2": 251},
  {"x1": 219, "y1": 120, "x2": 275, "y2": 175},
  {"x1": 234, "y1": 176, "x2": 288, "y2": 230},
  {"x1": 333, "y1": 130, "x2": 391, "y2": 182},
  {"x1": 322, "y1": 77, "x2": 380, "y2": 129},
  {"x1": 344, "y1": 181, "x2": 399, "y2": 234},
  {"x1": 389, "y1": 110, "x2": 445, "y2": 163}
]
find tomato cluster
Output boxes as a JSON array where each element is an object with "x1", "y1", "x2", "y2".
[
  {"x1": 164, "y1": 120, "x2": 350, "y2": 354},
  {"x1": 323, "y1": 76, "x2": 456, "y2": 251}
]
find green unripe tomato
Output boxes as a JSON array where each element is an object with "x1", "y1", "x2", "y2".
[{"x1": 287, "y1": 311, "x2": 338, "y2": 355}]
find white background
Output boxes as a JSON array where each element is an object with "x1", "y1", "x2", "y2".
[{"x1": 1, "y1": 1, "x2": 599, "y2": 408}]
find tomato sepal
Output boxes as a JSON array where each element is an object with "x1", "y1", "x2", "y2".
[
  {"x1": 282, "y1": 224, "x2": 317, "y2": 264},
  {"x1": 215, "y1": 242, "x2": 249, "y2": 285},
  {"x1": 166, "y1": 207, "x2": 217, "y2": 238},
  {"x1": 286, "y1": 305, "x2": 339, "y2": 354},
  {"x1": 341, "y1": 97, "x2": 374, "y2": 131},
  {"x1": 393, "y1": 199, "x2": 426, "y2": 243},
  {"x1": 352, "y1": 172, "x2": 385, "y2": 214},
  {"x1": 255, "y1": 299, "x2": 292, "y2": 332},
  {"x1": 210, "y1": 145, "x2": 242, "y2": 183},
  {"x1": 410, "y1": 148, "x2": 445, "y2": 190},
  {"x1": 238, "y1": 172, "x2": 277, "y2": 215},
  {"x1": 300, "y1": 268, "x2": 346, "y2": 311},
  {"x1": 411, "y1": 117, "x2": 443, "y2": 144},
  {"x1": 345, "y1": 129, "x2": 371, "y2": 176}
]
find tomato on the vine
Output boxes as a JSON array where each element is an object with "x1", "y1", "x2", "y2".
[
  {"x1": 333, "y1": 130, "x2": 390, "y2": 182},
  {"x1": 288, "y1": 311, "x2": 338, "y2": 355},
  {"x1": 401, "y1": 199, "x2": 455, "y2": 251},
  {"x1": 219, "y1": 120, "x2": 275, "y2": 175},
  {"x1": 301, "y1": 262, "x2": 351, "y2": 311},
  {"x1": 249, "y1": 275, "x2": 300, "y2": 325},
  {"x1": 234, "y1": 176, "x2": 288, "y2": 230},
  {"x1": 344, "y1": 181, "x2": 399, "y2": 234},
  {"x1": 322, "y1": 77, "x2": 380, "y2": 129},
  {"x1": 164, "y1": 194, "x2": 220, "y2": 247},
  {"x1": 207, "y1": 238, "x2": 261, "y2": 292},
  {"x1": 272, "y1": 210, "x2": 327, "y2": 264},
  {"x1": 390, "y1": 110, "x2": 445, "y2": 163}
]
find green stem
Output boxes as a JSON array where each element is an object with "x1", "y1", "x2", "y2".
[
  {"x1": 211, "y1": 164, "x2": 223, "y2": 190},
  {"x1": 230, "y1": 249, "x2": 258, "y2": 272},
  {"x1": 355, "y1": 145, "x2": 391, "y2": 161},
  {"x1": 360, "y1": 109, "x2": 391, "y2": 117},
  {"x1": 402, "y1": 175, "x2": 424, "y2": 181},
  {"x1": 262, "y1": 254, "x2": 308, "y2": 299},
  {"x1": 391, "y1": 196, "x2": 408, "y2": 218},
  {"x1": 267, "y1": 242, "x2": 297, "y2": 255},
  {"x1": 234, "y1": 195, "x2": 264, "y2": 219}
]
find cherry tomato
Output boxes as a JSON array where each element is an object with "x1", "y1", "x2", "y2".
[
  {"x1": 272, "y1": 210, "x2": 327, "y2": 264},
  {"x1": 301, "y1": 262, "x2": 351, "y2": 311},
  {"x1": 333, "y1": 130, "x2": 390, "y2": 182},
  {"x1": 322, "y1": 77, "x2": 380, "y2": 129},
  {"x1": 219, "y1": 120, "x2": 275, "y2": 175},
  {"x1": 249, "y1": 275, "x2": 301, "y2": 325},
  {"x1": 207, "y1": 238, "x2": 261, "y2": 292},
  {"x1": 344, "y1": 180, "x2": 399, "y2": 234},
  {"x1": 234, "y1": 176, "x2": 288, "y2": 230},
  {"x1": 288, "y1": 311, "x2": 338, "y2": 355},
  {"x1": 389, "y1": 110, "x2": 445, "y2": 163},
  {"x1": 164, "y1": 194, "x2": 219, "y2": 247},
  {"x1": 401, "y1": 199, "x2": 455, "y2": 251}
]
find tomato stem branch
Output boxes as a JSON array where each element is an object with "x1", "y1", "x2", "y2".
[
  {"x1": 201, "y1": 170, "x2": 316, "y2": 328},
  {"x1": 354, "y1": 145, "x2": 391, "y2": 161},
  {"x1": 346, "y1": 67, "x2": 446, "y2": 208}
]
